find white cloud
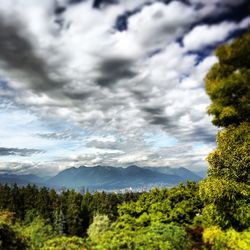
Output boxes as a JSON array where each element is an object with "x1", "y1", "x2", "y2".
[
  {"x1": 0, "y1": 0, "x2": 247, "y2": 174},
  {"x1": 183, "y1": 18, "x2": 250, "y2": 51},
  {"x1": 180, "y1": 55, "x2": 218, "y2": 89},
  {"x1": 128, "y1": 1, "x2": 197, "y2": 51},
  {"x1": 183, "y1": 22, "x2": 236, "y2": 51}
]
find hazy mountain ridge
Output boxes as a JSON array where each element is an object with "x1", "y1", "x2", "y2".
[
  {"x1": 47, "y1": 165, "x2": 184, "y2": 189},
  {"x1": 0, "y1": 174, "x2": 45, "y2": 186},
  {"x1": 145, "y1": 167, "x2": 201, "y2": 181},
  {"x1": 0, "y1": 165, "x2": 203, "y2": 190}
]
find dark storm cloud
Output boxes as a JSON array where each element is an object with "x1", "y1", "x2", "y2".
[
  {"x1": 95, "y1": 58, "x2": 137, "y2": 87},
  {"x1": 0, "y1": 147, "x2": 44, "y2": 157},
  {"x1": 142, "y1": 107, "x2": 171, "y2": 126},
  {"x1": 141, "y1": 103, "x2": 216, "y2": 144},
  {"x1": 70, "y1": 0, "x2": 86, "y2": 4},
  {"x1": 93, "y1": 0, "x2": 118, "y2": 9},
  {"x1": 63, "y1": 91, "x2": 93, "y2": 100},
  {"x1": 190, "y1": 127, "x2": 216, "y2": 144},
  {"x1": 162, "y1": 123, "x2": 216, "y2": 144},
  {"x1": 143, "y1": 107, "x2": 164, "y2": 116},
  {"x1": 132, "y1": 90, "x2": 150, "y2": 102},
  {"x1": 0, "y1": 16, "x2": 66, "y2": 93}
]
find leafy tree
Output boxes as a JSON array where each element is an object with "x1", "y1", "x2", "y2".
[
  {"x1": 23, "y1": 216, "x2": 55, "y2": 249},
  {"x1": 207, "y1": 122, "x2": 250, "y2": 183},
  {"x1": 87, "y1": 214, "x2": 110, "y2": 241},
  {"x1": 88, "y1": 222, "x2": 191, "y2": 250},
  {"x1": 205, "y1": 31, "x2": 250, "y2": 127},
  {"x1": 86, "y1": 184, "x2": 201, "y2": 249},
  {"x1": 201, "y1": 30, "x2": 250, "y2": 231},
  {"x1": 199, "y1": 178, "x2": 250, "y2": 230},
  {"x1": 0, "y1": 211, "x2": 28, "y2": 250},
  {"x1": 118, "y1": 182, "x2": 202, "y2": 226},
  {"x1": 0, "y1": 221, "x2": 28, "y2": 250},
  {"x1": 203, "y1": 226, "x2": 250, "y2": 250}
]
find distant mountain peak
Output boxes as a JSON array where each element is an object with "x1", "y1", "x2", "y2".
[{"x1": 0, "y1": 165, "x2": 203, "y2": 190}]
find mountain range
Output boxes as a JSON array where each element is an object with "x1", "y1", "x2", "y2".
[{"x1": 0, "y1": 165, "x2": 204, "y2": 190}]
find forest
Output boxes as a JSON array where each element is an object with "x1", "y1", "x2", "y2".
[{"x1": 0, "y1": 27, "x2": 249, "y2": 250}]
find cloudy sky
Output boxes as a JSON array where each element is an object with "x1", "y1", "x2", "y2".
[{"x1": 0, "y1": 0, "x2": 249, "y2": 176}]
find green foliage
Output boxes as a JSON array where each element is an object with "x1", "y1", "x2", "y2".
[
  {"x1": 65, "y1": 190, "x2": 84, "y2": 236},
  {"x1": 118, "y1": 182, "x2": 202, "y2": 226},
  {"x1": 203, "y1": 226, "x2": 250, "y2": 250},
  {"x1": 87, "y1": 183, "x2": 200, "y2": 249},
  {"x1": 207, "y1": 123, "x2": 250, "y2": 183},
  {"x1": 199, "y1": 178, "x2": 250, "y2": 230},
  {"x1": 23, "y1": 216, "x2": 54, "y2": 249},
  {"x1": 54, "y1": 209, "x2": 66, "y2": 236},
  {"x1": 201, "y1": 29, "x2": 250, "y2": 233},
  {"x1": 88, "y1": 222, "x2": 191, "y2": 250},
  {"x1": 205, "y1": 31, "x2": 250, "y2": 127},
  {"x1": 81, "y1": 191, "x2": 140, "y2": 223},
  {"x1": 0, "y1": 221, "x2": 28, "y2": 250},
  {"x1": 87, "y1": 214, "x2": 110, "y2": 240},
  {"x1": 0, "y1": 212, "x2": 28, "y2": 250},
  {"x1": 0, "y1": 184, "x2": 141, "y2": 239},
  {"x1": 41, "y1": 236, "x2": 85, "y2": 250}
]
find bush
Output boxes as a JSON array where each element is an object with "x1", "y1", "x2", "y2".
[
  {"x1": 199, "y1": 178, "x2": 250, "y2": 230},
  {"x1": 203, "y1": 227, "x2": 250, "y2": 250},
  {"x1": 88, "y1": 222, "x2": 192, "y2": 250},
  {"x1": 87, "y1": 214, "x2": 110, "y2": 240},
  {"x1": 0, "y1": 220, "x2": 28, "y2": 250},
  {"x1": 41, "y1": 236, "x2": 85, "y2": 250},
  {"x1": 23, "y1": 216, "x2": 55, "y2": 249}
]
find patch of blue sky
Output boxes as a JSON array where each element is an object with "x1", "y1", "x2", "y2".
[
  {"x1": 0, "y1": 108, "x2": 71, "y2": 148},
  {"x1": 192, "y1": 142, "x2": 205, "y2": 149},
  {"x1": 0, "y1": 103, "x2": 115, "y2": 163},
  {"x1": 144, "y1": 131, "x2": 177, "y2": 149},
  {"x1": 0, "y1": 109, "x2": 38, "y2": 135}
]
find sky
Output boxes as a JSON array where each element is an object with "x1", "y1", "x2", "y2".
[{"x1": 0, "y1": 0, "x2": 249, "y2": 176}]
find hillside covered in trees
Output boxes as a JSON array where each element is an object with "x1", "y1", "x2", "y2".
[{"x1": 0, "y1": 23, "x2": 249, "y2": 250}]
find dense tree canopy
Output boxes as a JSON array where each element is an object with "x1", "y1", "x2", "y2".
[
  {"x1": 201, "y1": 29, "x2": 250, "y2": 232},
  {"x1": 207, "y1": 122, "x2": 250, "y2": 183},
  {"x1": 205, "y1": 30, "x2": 250, "y2": 127}
]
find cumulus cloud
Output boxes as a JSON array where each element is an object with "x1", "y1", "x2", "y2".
[
  {"x1": 183, "y1": 18, "x2": 250, "y2": 51},
  {"x1": 0, "y1": 161, "x2": 62, "y2": 176},
  {"x1": 127, "y1": 1, "x2": 197, "y2": 51},
  {"x1": 0, "y1": 0, "x2": 248, "y2": 174}
]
